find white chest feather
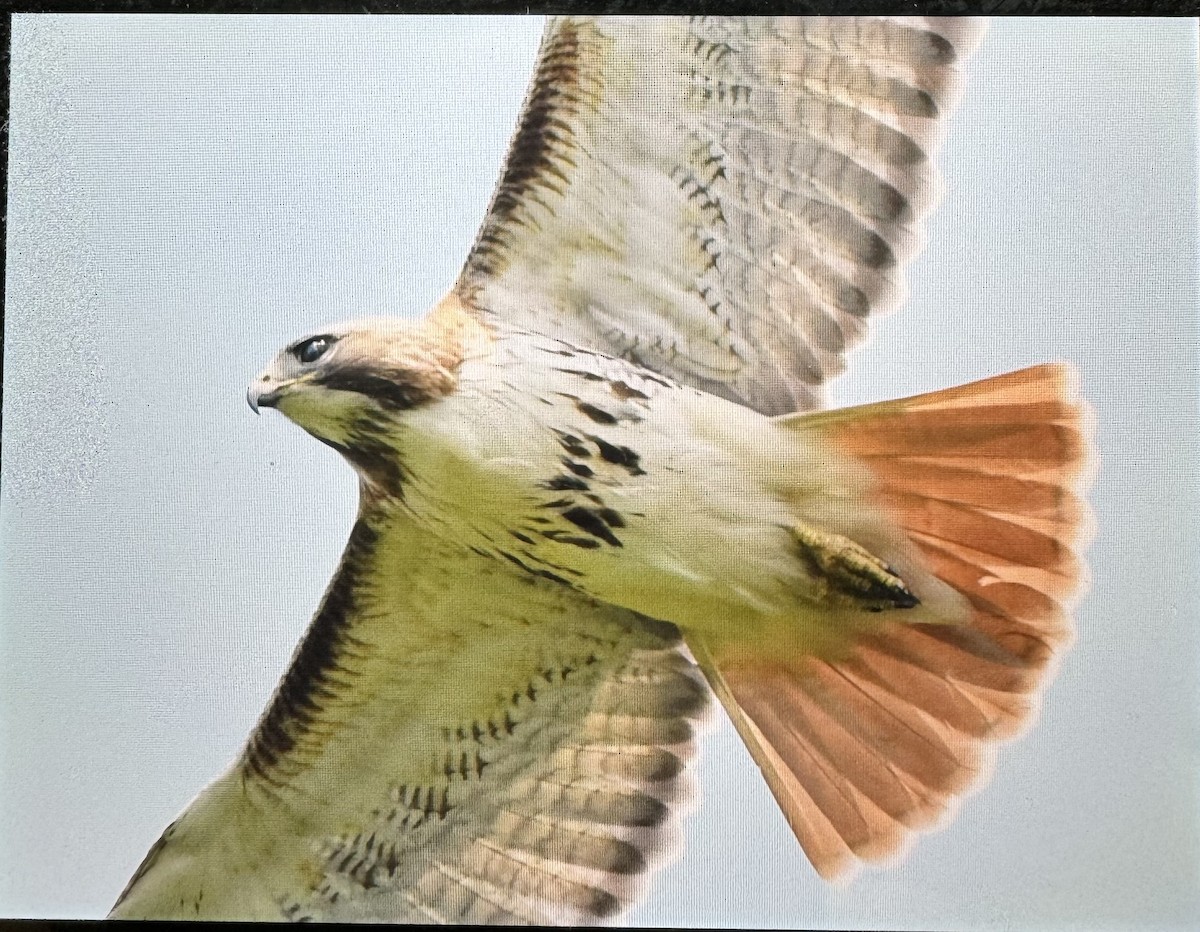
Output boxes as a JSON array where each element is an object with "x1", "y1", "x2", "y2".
[{"x1": 394, "y1": 332, "x2": 890, "y2": 633}]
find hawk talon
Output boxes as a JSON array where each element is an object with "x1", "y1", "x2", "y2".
[{"x1": 789, "y1": 522, "x2": 920, "y2": 611}]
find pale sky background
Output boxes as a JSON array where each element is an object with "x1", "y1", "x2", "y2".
[{"x1": 3, "y1": 15, "x2": 1199, "y2": 929}]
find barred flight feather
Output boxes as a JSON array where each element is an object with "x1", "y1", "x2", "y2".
[{"x1": 458, "y1": 16, "x2": 987, "y2": 415}]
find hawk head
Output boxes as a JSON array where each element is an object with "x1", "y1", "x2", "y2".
[{"x1": 248, "y1": 297, "x2": 481, "y2": 494}]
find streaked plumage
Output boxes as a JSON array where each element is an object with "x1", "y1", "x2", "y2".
[{"x1": 111, "y1": 15, "x2": 1093, "y2": 924}]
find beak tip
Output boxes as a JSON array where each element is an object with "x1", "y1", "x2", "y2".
[
  {"x1": 248, "y1": 381, "x2": 285, "y2": 414},
  {"x1": 247, "y1": 384, "x2": 267, "y2": 415}
]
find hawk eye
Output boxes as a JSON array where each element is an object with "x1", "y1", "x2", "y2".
[{"x1": 294, "y1": 336, "x2": 333, "y2": 364}]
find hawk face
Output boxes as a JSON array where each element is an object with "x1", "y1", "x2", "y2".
[{"x1": 248, "y1": 318, "x2": 462, "y2": 493}]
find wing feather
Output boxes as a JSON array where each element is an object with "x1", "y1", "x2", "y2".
[
  {"x1": 456, "y1": 15, "x2": 986, "y2": 414},
  {"x1": 110, "y1": 513, "x2": 710, "y2": 923}
]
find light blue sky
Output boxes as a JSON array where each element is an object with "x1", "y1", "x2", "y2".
[{"x1": 3, "y1": 15, "x2": 1199, "y2": 928}]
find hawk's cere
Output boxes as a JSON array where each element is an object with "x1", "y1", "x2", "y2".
[{"x1": 110, "y1": 16, "x2": 1092, "y2": 923}]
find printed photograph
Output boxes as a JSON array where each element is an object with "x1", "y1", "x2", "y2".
[{"x1": 2, "y1": 14, "x2": 1198, "y2": 928}]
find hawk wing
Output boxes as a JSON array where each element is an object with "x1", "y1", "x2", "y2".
[
  {"x1": 109, "y1": 514, "x2": 709, "y2": 923},
  {"x1": 455, "y1": 16, "x2": 985, "y2": 415}
]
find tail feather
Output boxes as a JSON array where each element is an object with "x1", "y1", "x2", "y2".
[
  {"x1": 863, "y1": 622, "x2": 1040, "y2": 695},
  {"x1": 690, "y1": 364, "x2": 1092, "y2": 880},
  {"x1": 864, "y1": 458, "x2": 1086, "y2": 521},
  {"x1": 744, "y1": 683, "x2": 899, "y2": 858},
  {"x1": 783, "y1": 683, "x2": 944, "y2": 827},
  {"x1": 846, "y1": 639, "x2": 1014, "y2": 735},
  {"x1": 805, "y1": 660, "x2": 977, "y2": 785},
  {"x1": 884, "y1": 495, "x2": 1083, "y2": 591},
  {"x1": 743, "y1": 713, "x2": 859, "y2": 875},
  {"x1": 720, "y1": 659, "x2": 982, "y2": 877}
]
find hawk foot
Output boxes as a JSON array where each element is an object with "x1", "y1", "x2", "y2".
[{"x1": 789, "y1": 522, "x2": 920, "y2": 612}]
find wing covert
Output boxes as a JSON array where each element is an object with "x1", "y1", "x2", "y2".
[
  {"x1": 110, "y1": 514, "x2": 710, "y2": 924},
  {"x1": 456, "y1": 16, "x2": 985, "y2": 414}
]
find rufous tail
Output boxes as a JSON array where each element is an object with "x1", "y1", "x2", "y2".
[{"x1": 688, "y1": 364, "x2": 1093, "y2": 880}]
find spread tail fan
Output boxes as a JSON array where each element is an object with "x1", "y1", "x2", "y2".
[{"x1": 688, "y1": 364, "x2": 1093, "y2": 879}]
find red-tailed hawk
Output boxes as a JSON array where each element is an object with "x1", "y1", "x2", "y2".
[{"x1": 110, "y1": 16, "x2": 1091, "y2": 923}]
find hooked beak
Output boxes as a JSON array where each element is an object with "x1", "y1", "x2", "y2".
[{"x1": 246, "y1": 381, "x2": 285, "y2": 415}]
